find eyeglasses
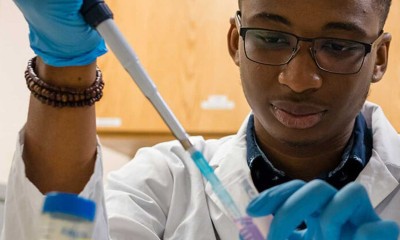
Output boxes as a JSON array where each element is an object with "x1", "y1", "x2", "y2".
[{"x1": 235, "y1": 11, "x2": 384, "y2": 74}]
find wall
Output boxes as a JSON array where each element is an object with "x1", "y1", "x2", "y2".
[{"x1": 0, "y1": 0, "x2": 31, "y2": 185}]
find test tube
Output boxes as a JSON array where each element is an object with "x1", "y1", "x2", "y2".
[{"x1": 221, "y1": 171, "x2": 272, "y2": 239}]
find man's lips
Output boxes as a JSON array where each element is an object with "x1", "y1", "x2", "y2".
[{"x1": 271, "y1": 102, "x2": 326, "y2": 129}]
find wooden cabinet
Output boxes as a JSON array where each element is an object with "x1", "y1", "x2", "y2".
[
  {"x1": 96, "y1": 0, "x2": 400, "y2": 135},
  {"x1": 96, "y1": 0, "x2": 249, "y2": 135}
]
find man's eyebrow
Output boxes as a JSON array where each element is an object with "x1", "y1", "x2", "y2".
[
  {"x1": 249, "y1": 13, "x2": 368, "y2": 37},
  {"x1": 250, "y1": 12, "x2": 292, "y2": 26},
  {"x1": 322, "y1": 22, "x2": 368, "y2": 36}
]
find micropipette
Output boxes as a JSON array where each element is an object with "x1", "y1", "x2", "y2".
[{"x1": 80, "y1": 1, "x2": 264, "y2": 239}]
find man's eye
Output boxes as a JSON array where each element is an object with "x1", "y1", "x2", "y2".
[
  {"x1": 325, "y1": 43, "x2": 347, "y2": 51},
  {"x1": 253, "y1": 33, "x2": 291, "y2": 49},
  {"x1": 261, "y1": 36, "x2": 288, "y2": 43},
  {"x1": 256, "y1": 35, "x2": 289, "y2": 44},
  {"x1": 322, "y1": 41, "x2": 362, "y2": 52}
]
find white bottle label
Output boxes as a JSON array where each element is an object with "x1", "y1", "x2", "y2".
[{"x1": 40, "y1": 215, "x2": 93, "y2": 240}]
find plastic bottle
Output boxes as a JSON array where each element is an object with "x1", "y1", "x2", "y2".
[{"x1": 39, "y1": 192, "x2": 96, "y2": 240}]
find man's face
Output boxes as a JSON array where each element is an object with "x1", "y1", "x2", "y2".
[{"x1": 229, "y1": 0, "x2": 391, "y2": 148}]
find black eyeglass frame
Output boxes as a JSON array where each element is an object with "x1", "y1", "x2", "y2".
[{"x1": 234, "y1": 11, "x2": 385, "y2": 75}]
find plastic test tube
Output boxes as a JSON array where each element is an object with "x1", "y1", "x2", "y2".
[{"x1": 221, "y1": 171, "x2": 270, "y2": 240}]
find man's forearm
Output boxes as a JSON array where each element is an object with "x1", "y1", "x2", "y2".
[{"x1": 23, "y1": 57, "x2": 98, "y2": 194}]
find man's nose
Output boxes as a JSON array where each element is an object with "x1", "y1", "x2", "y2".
[{"x1": 278, "y1": 45, "x2": 322, "y2": 93}]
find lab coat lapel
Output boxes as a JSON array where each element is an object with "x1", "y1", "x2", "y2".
[
  {"x1": 356, "y1": 151, "x2": 398, "y2": 207},
  {"x1": 358, "y1": 103, "x2": 400, "y2": 207}
]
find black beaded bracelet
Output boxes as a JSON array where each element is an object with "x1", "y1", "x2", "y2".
[{"x1": 25, "y1": 57, "x2": 104, "y2": 107}]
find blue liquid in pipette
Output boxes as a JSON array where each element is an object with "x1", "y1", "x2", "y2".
[{"x1": 191, "y1": 150, "x2": 241, "y2": 218}]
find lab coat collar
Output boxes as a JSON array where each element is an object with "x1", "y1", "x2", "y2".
[{"x1": 207, "y1": 114, "x2": 251, "y2": 181}]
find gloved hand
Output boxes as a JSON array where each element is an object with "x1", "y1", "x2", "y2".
[
  {"x1": 13, "y1": 0, "x2": 107, "y2": 67},
  {"x1": 247, "y1": 180, "x2": 399, "y2": 240}
]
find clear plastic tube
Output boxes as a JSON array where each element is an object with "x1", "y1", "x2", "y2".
[{"x1": 220, "y1": 171, "x2": 266, "y2": 240}]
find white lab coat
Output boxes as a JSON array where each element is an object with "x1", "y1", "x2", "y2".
[{"x1": 1, "y1": 101, "x2": 400, "y2": 240}]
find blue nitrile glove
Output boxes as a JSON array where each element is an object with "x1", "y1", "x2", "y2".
[
  {"x1": 247, "y1": 180, "x2": 399, "y2": 240},
  {"x1": 13, "y1": 0, "x2": 107, "y2": 67},
  {"x1": 319, "y1": 183, "x2": 399, "y2": 240}
]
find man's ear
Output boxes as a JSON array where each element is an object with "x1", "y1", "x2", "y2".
[
  {"x1": 227, "y1": 17, "x2": 240, "y2": 66},
  {"x1": 372, "y1": 33, "x2": 392, "y2": 83}
]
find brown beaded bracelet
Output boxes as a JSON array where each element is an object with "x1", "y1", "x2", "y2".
[{"x1": 25, "y1": 57, "x2": 104, "y2": 107}]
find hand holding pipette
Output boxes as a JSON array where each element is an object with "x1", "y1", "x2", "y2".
[{"x1": 13, "y1": 0, "x2": 107, "y2": 67}]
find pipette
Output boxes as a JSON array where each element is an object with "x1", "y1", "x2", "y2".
[{"x1": 80, "y1": 1, "x2": 264, "y2": 239}]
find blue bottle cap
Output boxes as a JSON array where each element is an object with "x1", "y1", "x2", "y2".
[{"x1": 42, "y1": 192, "x2": 96, "y2": 222}]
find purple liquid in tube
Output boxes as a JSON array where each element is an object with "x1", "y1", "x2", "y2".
[{"x1": 236, "y1": 216, "x2": 264, "y2": 240}]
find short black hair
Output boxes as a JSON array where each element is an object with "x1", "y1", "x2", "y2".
[
  {"x1": 238, "y1": 0, "x2": 392, "y2": 29},
  {"x1": 377, "y1": 0, "x2": 392, "y2": 28}
]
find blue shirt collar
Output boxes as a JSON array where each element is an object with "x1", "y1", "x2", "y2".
[{"x1": 246, "y1": 113, "x2": 372, "y2": 191}]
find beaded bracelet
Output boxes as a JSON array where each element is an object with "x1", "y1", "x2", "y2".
[{"x1": 25, "y1": 57, "x2": 104, "y2": 107}]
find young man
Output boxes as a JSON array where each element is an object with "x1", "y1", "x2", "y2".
[{"x1": 2, "y1": 0, "x2": 399, "y2": 239}]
